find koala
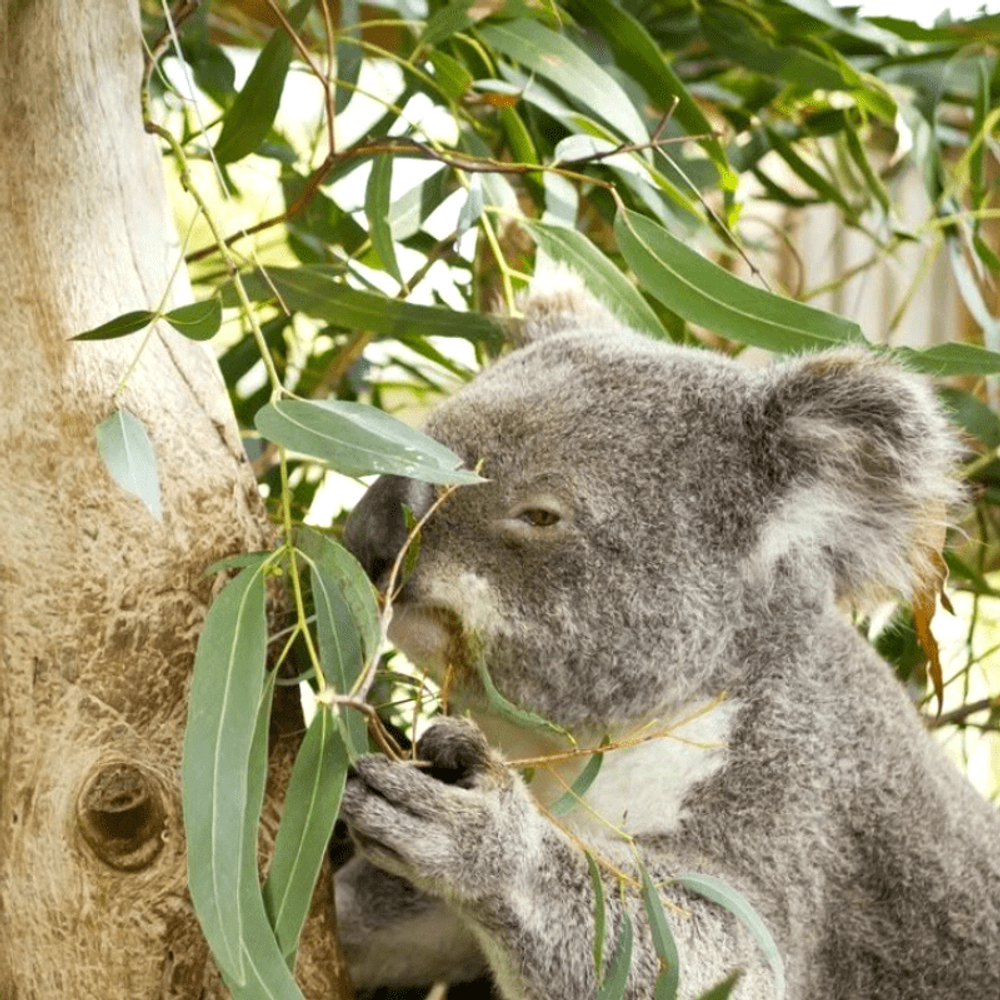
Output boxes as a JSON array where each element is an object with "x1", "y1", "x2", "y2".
[{"x1": 335, "y1": 275, "x2": 1000, "y2": 999}]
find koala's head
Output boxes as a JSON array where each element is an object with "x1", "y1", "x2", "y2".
[{"x1": 346, "y1": 277, "x2": 962, "y2": 732}]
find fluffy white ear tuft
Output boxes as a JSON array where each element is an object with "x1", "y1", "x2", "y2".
[
  {"x1": 517, "y1": 264, "x2": 628, "y2": 343},
  {"x1": 751, "y1": 349, "x2": 965, "y2": 610}
]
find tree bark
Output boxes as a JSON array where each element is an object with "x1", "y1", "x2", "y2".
[{"x1": 0, "y1": 1, "x2": 345, "y2": 996}]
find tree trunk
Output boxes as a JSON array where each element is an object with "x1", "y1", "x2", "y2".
[{"x1": 0, "y1": 1, "x2": 345, "y2": 996}]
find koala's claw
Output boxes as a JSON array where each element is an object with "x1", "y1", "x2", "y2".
[{"x1": 415, "y1": 716, "x2": 493, "y2": 788}]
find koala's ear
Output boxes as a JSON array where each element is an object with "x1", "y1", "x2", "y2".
[
  {"x1": 753, "y1": 348, "x2": 964, "y2": 609},
  {"x1": 516, "y1": 265, "x2": 628, "y2": 344}
]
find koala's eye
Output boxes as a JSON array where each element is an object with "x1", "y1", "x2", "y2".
[{"x1": 518, "y1": 508, "x2": 561, "y2": 528}]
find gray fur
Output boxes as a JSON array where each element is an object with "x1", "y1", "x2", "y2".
[{"x1": 336, "y1": 276, "x2": 1000, "y2": 998}]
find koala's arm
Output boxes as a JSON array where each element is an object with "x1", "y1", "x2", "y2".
[
  {"x1": 334, "y1": 856, "x2": 486, "y2": 988},
  {"x1": 341, "y1": 719, "x2": 771, "y2": 1000}
]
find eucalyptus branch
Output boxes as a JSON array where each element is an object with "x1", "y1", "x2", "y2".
[{"x1": 928, "y1": 696, "x2": 1000, "y2": 729}]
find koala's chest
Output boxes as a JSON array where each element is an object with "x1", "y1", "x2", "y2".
[{"x1": 470, "y1": 699, "x2": 742, "y2": 839}]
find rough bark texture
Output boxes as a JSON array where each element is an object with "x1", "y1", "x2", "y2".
[{"x1": 0, "y1": 1, "x2": 346, "y2": 996}]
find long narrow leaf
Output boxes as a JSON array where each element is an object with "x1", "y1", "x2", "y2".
[
  {"x1": 572, "y1": 0, "x2": 735, "y2": 189},
  {"x1": 225, "y1": 671, "x2": 305, "y2": 999},
  {"x1": 677, "y1": 872, "x2": 786, "y2": 1000},
  {"x1": 586, "y1": 852, "x2": 607, "y2": 975},
  {"x1": 638, "y1": 862, "x2": 680, "y2": 1000},
  {"x1": 262, "y1": 708, "x2": 349, "y2": 960},
  {"x1": 366, "y1": 155, "x2": 402, "y2": 283},
  {"x1": 232, "y1": 266, "x2": 505, "y2": 347},
  {"x1": 297, "y1": 527, "x2": 378, "y2": 757},
  {"x1": 255, "y1": 398, "x2": 483, "y2": 484},
  {"x1": 182, "y1": 558, "x2": 270, "y2": 984},
  {"x1": 525, "y1": 221, "x2": 669, "y2": 342},
  {"x1": 551, "y1": 749, "x2": 604, "y2": 817},
  {"x1": 213, "y1": 0, "x2": 312, "y2": 164},
  {"x1": 478, "y1": 19, "x2": 648, "y2": 147},
  {"x1": 73, "y1": 309, "x2": 154, "y2": 341},
  {"x1": 595, "y1": 912, "x2": 633, "y2": 1000},
  {"x1": 95, "y1": 409, "x2": 163, "y2": 521},
  {"x1": 615, "y1": 208, "x2": 865, "y2": 352}
]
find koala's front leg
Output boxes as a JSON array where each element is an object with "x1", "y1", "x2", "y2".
[
  {"x1": 341, "y1": 718, "x2": 652, "y2": 1000},
  {"x1": 334, "y1": 855, "x2": 485, "y2": 989}
]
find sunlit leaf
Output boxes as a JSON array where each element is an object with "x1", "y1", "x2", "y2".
[
  {"x1": 525, "y1": 220, "x2": 669, "y2": 342},
  {"x1": 164, "y1": 297, "x2": 222, "y2": 341},
  {"x1": 615, "y1": 208, "x2": 864, "y2": 352},
  {"x1": 232, "y1": 266, "x2": 505, "y2": 347},
  {"x1": 638, "y1": 862, "x2": 680, "y2": 1000},
  {"x1": 182, "y1": 558, "x2": 270, "y2": 985},
  {"x1": 366, "y1": 155, "x2": 402, "y2": 283},
  {"x1": 595, "y1": 911, "x2": 633, "y2": 1000},
  {"x1": 677, "y1": 872, "x2": 786, "y2": 1000},
  {"x1": 73, "y1": 309, "x2": 154, "y2": 341},
  {"x1": 478, "y1": 19, "x2": 648, "y2": 147},
  {"x1": 96, "y1": 409, "x2": 163, "y2": 521},
  {"x1": 572, "y1": 0, "x2": 735, "y2": 189},
  {"x1": 550, "y1": 748, "x2": 604, "y2": 816},
  {"x1": 262, "y1": 707, "x2": 349, "y2": 960},
  {"x1": 255, "y1": 398, "x2": 483, "y2": 483},
  {"x1": 213, "y1": 0, "x2": 312, "y2": 164},
  {"x1": 297, "y1": 526, "x2": 378, "y2": 757}
]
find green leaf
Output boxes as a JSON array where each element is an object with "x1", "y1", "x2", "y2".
[
  {"x1": 550, "y1": 748, "x2": 604, "y2": 816},
  {"x1": 262, "y1": 707, "x2": 349, "y2": 960},
  {"x1": 478, "y1": 19, "x2": 648, "y2": 147},
  {"x1": 778, "y1": 0, "x2": 902, "y2": 52},
  {"x1": 615, "y1": 208, "x2": 865, "y2": 352},
  {"x1": 585, "y1": 852, "x2": 607, "y2": 975},
  {"x1": 639, "y1": 863, "x2": 680, "y2": 1000},
  {"x1": 95, "y1": 409, "x2": 163, "y2": 521},
  {"x1": 297, "y1": 527, "x2": 378, "y2": 757},
  {"x1": 164, "y1": 297, "x2": 223, "y2": 341},
  {"x1": 232, "y1": 266, "x2": 505, "y2": 347},
  {"x1": 429, "y1": 49, "x2": 473, "y2": 102},
  {"x1": 366, "y1": 155, "x2": 402, "y2": 283},
  {"x1": 203, "y1": 551, "x2": 277, "y2": 578},
  {"x1": 595, "y1": 911, "x2": 633, "y2": 1000},
  {"x1": 764, "y1": 126, "x2": 852, "y2": 215},
  {"x1": 255, "y1": 398, "x2": 483, "y2": 484},
  {"x1": 571, "y1": 0, "x2": 735, "y2": 189},
  {"x1": 677, "y1": 872, "x2": 786, "y2": 1000},
  {"x1": 226, "y1": 671, "x2": 305, "y2": 999},
  {"x1": 693, "y1": 971, "x2": 742, "y2": 1000},
  {"x1": 525, "y1": 220, "x2": 669, "y2": 342},
  {"x1": 213, "y1": 0, "x2": 312, "y2": 164},
  {"x1": 335, "y1": 0, "x2": 361, "y2": 114},
  {"x1": 72, "y1": 309, "x2": 154, "y2": 341},
  {"x1": 457, "y1": 174, "x2": 485, "y2": 237},
  {"x1": 893, "y1": 342, "x2": 1000, "y2": 377},
  {"x1": 182, "y1": 558, "x2": 270, "y2": 985},
  {"x1": 938, "y1": 387, "x2": 1000, "y2": 449}
]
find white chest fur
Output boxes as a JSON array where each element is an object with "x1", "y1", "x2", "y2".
[{"x1": 471, "y1": 698, "x2": 742, "y2": 839}]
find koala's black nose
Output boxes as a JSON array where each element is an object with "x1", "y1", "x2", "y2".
[{"x1": 344, "y1": 474, "x2": 431, "y2": 586}]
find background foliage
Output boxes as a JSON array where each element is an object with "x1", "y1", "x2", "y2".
[{"x1": 115, "y1": 0, "x2": 1000, "y2": 995}]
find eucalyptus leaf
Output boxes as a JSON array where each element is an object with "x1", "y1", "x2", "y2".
[
  {"x1": 334, "y1": 0, "x2": 361, "y2": 115},
  {"x1": 677, "y1": 872, "x2": 786, "y2": 1000},
  {"x1": 585, "y1": 852, "x2": 607, "y2": 975},
  {"x1": 639, "y1": 863, "x2": 680, "y2": 1000},
  {"x1": 595, "y1": 912, "x2": 633, "y2": 1000},
  {"x1": 615, "y1": 208, "x2": 865, "y2": 352},
  {"x1": 478, "y1": 19, "x2": 648, "y2": 147},
  {"x1": 262, "y1": 707, "x2": 349, "y2": 960},
  {"x1": 893, "y1": 342, "x2": 1000, "y2": 377},
  {"x1": 164, "y1": 297, "x2": 222, "y2": 341},
  {"x1": 182, "y1": 558, "x2": 270, "y2": 985},
  {"x1": 693, "y1": 971, "x2": 742, "y2": 1000},
  {"x1": 525, "y1": 220, "x2": 669, "y2": 342},
  {"x1": 73, "y1": 309, "x2": 154, "y2": 341},
  {"x1": 297, "y1": 526, "x2": 378, "y2": 757},
  {"x1": 550, "y1": 748, "x2": 604, "y2": 816},
  {"x1": 225, "y1": 671, "x2": 305, "y2": 999},
  {"x1": 213, "y1": 0, "x2": 311, "y2": 164},
  {"x1": 232, "y1": 266, "x2": 505, "y2": 347},
  {"x1": 255, "y1": 398, "x2": 483, "y2": 484},
  {"x1": 95, "y1": 409, "x2": 163, "y2": 521},
  {"x1": 366, "y1": 155, "x2": 402, "y2": 283}
]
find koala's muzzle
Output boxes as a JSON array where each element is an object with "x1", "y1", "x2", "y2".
[{"x1": 344, "y1": 474, "x2": 433, "y2": 587}]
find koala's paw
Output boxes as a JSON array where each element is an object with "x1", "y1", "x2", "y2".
[{"x1": 341, "y1": 717, "x2": 532, "y2": 906}]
